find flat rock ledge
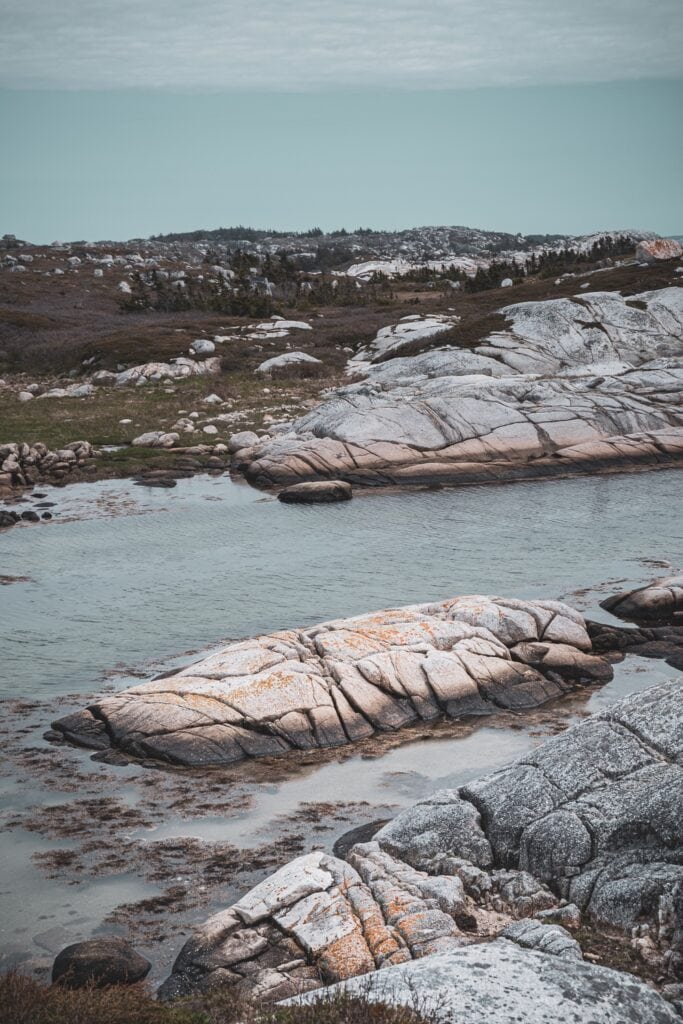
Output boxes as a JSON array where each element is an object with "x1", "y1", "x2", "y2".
[
  {"x1": 51, "y1": 595, "x2": 613, "y2": 766},
  {"x1": 159, "y1": 680, "x2": 682, "y2": 1007}
]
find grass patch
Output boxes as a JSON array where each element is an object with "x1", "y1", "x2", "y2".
[{"x1": 0, "y1": 972, "x2": 433, "y2": 1024}]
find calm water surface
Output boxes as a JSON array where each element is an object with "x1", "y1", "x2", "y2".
[{"x1": 0, "y1": 469, "x2": 681, "y2": 977}]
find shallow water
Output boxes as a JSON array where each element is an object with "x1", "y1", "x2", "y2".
[
  {"x1": 2, "y1": 469, "x2": 681, "y2": 697},
  {"x1": 0, "y1": 469, "x2": 681, "y2": 979}
]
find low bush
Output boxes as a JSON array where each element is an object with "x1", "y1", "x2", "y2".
[{"x1": 0, "y1": 972, "x2": 435, "y2": 1024}]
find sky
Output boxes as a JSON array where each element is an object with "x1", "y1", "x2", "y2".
[{"x1": 1, "y1": 0, "x2": 682, "y2": 241}]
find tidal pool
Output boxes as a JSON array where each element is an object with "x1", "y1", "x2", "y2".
[{"x1": 0, "y1": 468, "x2": 681, "y2": 980}]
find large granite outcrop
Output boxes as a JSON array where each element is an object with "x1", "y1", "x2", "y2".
[
  {"x1": 290, "y1": 942, "x2": 681, "y2": 1024},
  {"x1": 378, "y1": 680, "x2": 683, "y2": 975},
  {"x1": 51, "y1": 595, "x2": 612, "y2": 766},
  {"x1": 234, "y1": 287, "x2": 683, "y2": 489},
  {"x1": 159, "y1": 681, "x2": 682, "y2": 1002}
]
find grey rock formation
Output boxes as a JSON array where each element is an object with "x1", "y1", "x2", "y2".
[
  {"x1": 377, "y1": 679, "x2": 683, "y2": 976},
  {"x1": 234, "y1": 287, "x2": 683, "y2": 489},
  {"x1": 290, "y1": 942, "x2": 680, "y2": 1024},
  {"x1": 51, "y1": 594, "x2": 610, "y2": 766},
  {"x1": 159, "y1": 680, "x2": 682, "y2": 1003}
]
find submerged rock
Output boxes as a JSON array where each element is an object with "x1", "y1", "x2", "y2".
[
  {"x1": 278, "y1": 481, "x2": 353, "y2": 504},
  {"x1": 52, "y1": 937, "x2": 151, "y2": 988},
  {"x1": 52, "y1": 594, "x2": 611, "y2": 766}
]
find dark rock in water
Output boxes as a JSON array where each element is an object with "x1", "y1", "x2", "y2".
[
  {"x1": 52, "y1": 709, "x2": 111, "y2": 750},
  {"x1": 52, "y1": 937, "x2": 151, "y2": 988},
  {"x1": 0, "y1": 510, "x2": 16, "y2": 528},
  {"x1": 34, "y1": 501, "x2": 57, "y2": 508},
  {"x1": 277, "y1": 480, "x2": 353, "y2": 504},
  {"x1": 41, "y1": 512, "x2": 52, "y2": 520},
  {"x1": 21, "y1": 509, "x2": 40, "y2": 522},
  {"x1": 601, "y1": 575, "x2": 683, "y2": 625},
  {"x1": 206, "y1": 456, "x2": 226, "y2": 469},
  {"x1": 134, "y1": 477, "x2": 177, "y2": 488},
  {"x1": 90, "y1": 749, "x2": 132, "y2": 766},
  {"x1": 587, "y1": 618, "x2": 683, "y2": 670},
  {"x1": 333, "y1": 819, "x2": 390, "y2": 859}
]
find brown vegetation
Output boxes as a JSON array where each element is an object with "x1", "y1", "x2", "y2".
[{"x1": 0, "y1": 972, "x2": 433, "y2": 1024}]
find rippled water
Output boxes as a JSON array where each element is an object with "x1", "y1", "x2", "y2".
[
  {"x1": 0, "y1": 469, "x2": 681, "y2": 978},
  {"x1": 3, "y1": 469, "x2": 682, "y2": 698}
]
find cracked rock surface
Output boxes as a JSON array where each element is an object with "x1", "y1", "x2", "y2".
[
  {"x1": 234, "y1": 287, "x2": 683, "y2": 489},
  {"x1": 289, "y1": 942, "x2": 681, "y2": 1024},
  {"x1": 158, "y1": 680, "x2": 682, "y2": 1004},
  {"x1": 51, "y1": 595, "x2": 611, "y2": 766}
]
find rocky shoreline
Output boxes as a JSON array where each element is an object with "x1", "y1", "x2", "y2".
[
  {"x1": 16, "y1": 574, "x2": 683, "y2": 1021},
  {"x1": 156, "y1": 676, "x2": 682, "y2": 1017}
]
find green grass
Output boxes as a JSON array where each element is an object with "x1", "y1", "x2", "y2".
[
  {"x1": 0, "y1": 972, "x2": 434, "y2": 1024},
  {"x1": 0, "y1": 372, "x2": 338, "y2": 481}
]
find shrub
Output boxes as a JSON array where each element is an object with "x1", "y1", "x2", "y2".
[{"x1": 0, "y1": 972, "x2": 436, "y2": 1024}]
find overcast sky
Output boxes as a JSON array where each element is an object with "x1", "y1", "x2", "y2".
[
  {"x1": 1, "y1": 1, "x2": 681, "y2": 240},
  {"x1": 2, "y1": 0, "x2": 682, "y2": 90}
]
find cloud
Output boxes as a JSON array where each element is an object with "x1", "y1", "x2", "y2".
[{"x1": 1, "y1": 0, "x2": 682, "y2": 91}]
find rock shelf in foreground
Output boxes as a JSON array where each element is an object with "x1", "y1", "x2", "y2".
[
  {"x1": 159, "y1": 680, "x2": 682, "y2": 1005},
  {"x1": 291, "y1": 942, "x2": 680, "y2": 1024},
  {"x1": 52, "y1": 595, "x2": 612, "y2": 766}
]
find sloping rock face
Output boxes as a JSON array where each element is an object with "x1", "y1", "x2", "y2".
[
  {"x1": 159, "y1": 681, "x2": 682, "y2": 1003},
  {"x1": 378, "y1": 680, "x2": 683, "y2": 977},
  {"x1": 51, "y1": 596, "x2": 612, "y2": 766},
  {"x1": 601, "y1": 574, "x2": 683, "y2": 625},
  {"x1": 158, "y1": 843, "x2": 562, "y2": 1000},
  {"x1": 290, "y1": 942, "x2": 680, "y2": 1024},
  {"x1": 235, "y1": 287, "x2": 683, "y2": 489}
]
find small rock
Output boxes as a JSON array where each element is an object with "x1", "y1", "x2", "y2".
[
  {"x1": 52, "y1": 937, "x2": 151, "y2": 988},
  {"x1": 278, "y1": 481, "x2": 353, "y2": 504},
  {"x1": 228, "y1": 430, "x2": 260, "y2": 453}
]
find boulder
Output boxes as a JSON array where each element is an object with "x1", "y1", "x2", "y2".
[
  {"x1": 601, "y1": 575, "x2": 683, "y2": 625},
  {"x1": 635, "y1": 239, "x2": 683, "y2": 262},
  {"x1": 256, "y1": 352, "x2": 322, "y2": 375},
  {"x1": 376, "y1": 680, "x2": 683, "y2": 973},
  {"x1": 228, "y1": 430, "x2": 260, "y2": 453},
  {"x1": 277, "y1": 481, "x2": 353, "y2": 504},
  {"x1": 190, "y1": 339, "x2": 216, "y2": 356},
  {"x1": 52, "y1": 937, "x2": 151, "y2": 988}
]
